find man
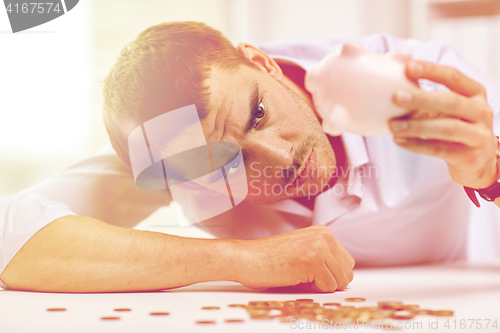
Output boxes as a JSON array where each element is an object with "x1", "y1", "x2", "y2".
[{"x1": 0, "y1": 22, "x2": 499, "y2": 293}]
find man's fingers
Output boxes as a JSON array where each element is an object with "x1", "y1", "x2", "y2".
[
  {"x1": 295, "y1": 280, "x2": 331, "y2": 293},
  {"x1": 327, "y1": 237, "x2": 355, "y2": 282},
  {"x1": 324, "y1": 251, "x2": 350, "y2": 290},
  {"x1": 298, "y1": 263, "x2": 338, "y2": 293},
  {"x1": 406, "y1": 60, "x2": 486, "y2": 98},
  {"x1": 393, "y1": 137, "x2": 469, "y2": 164},
  {"x1": 390, "y1": 118, "x2": 487, "y2": 146},
  {"x1": 393, "y1": 88, "x2": 487, "y2": 122}
]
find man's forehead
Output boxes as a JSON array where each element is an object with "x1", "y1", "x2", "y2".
[{"x1": 202, "y1": 66, "x2": 253, "y2": 142}]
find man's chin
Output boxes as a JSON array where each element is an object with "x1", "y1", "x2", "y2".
[{"x1": 244, "y1": 179, "x2": 333, "y2": 204}]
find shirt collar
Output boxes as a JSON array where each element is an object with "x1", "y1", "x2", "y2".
[{"x1": 341, "y1": 132, "x2": 369, "y2": 169}]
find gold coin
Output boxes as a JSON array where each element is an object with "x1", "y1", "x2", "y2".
[
  {"x1": 357, "y1": 307, "x2": 379, "y2": 311},
  {"x1": 150, "y1": 312, "x2": 170, "y2": 316},
  {"x1": 299, "y1": 308, "x2": 325, "y2": 315},
  {"x1": 101, "y1": 316, "x2": 120, "y2": 320},
  {"x1": 378, "y1": 301, "x2": 405, "y2": 310},
  {"x1": 371, "y1": 310, "x2": 394, "y2": 319},
  {"x1": 47, "y1": 308, "x2": 66, "y2": 312},
  {"x1": 248, "y1": 301, "x2": 268, "y2": 306},
  {"x1": 403, "y1": 304, "x2": 419, "y2": 310},
  {"x1": 295, "y1": 298, "x2": 314, "y2": 302},
  {"x1": 266, "y1": 301, "x2": 284, "y2": 308},
  {"x1": 250, "y1": 315, "x2": 273, "y2": 320},
  {"x1": 337, "y1": 305, "x2": 356, "y2": 310},
  {"x1": 196, "y1": 320, "x2": 216, "y2": 324},
  {"x1": 202, "y1": 306, "x2": 220, "y2": 310},
  {"x1": 413, "y1": 309, "x2": 433, "y2": 315},
  {"x1": 323, "y1": 302, "x2": 341, "y2": 306},
  {"x1": 228, "y1": 304, "x2": 246, "y2": 308},
  {"x1": 283, "y1": 301, "x2": 296, "y2": 307},
  {"x1": 390, "y1": 310, "x2": 416, "y2": 320},
  {"x1": 225, "y1": 319, "x2": 244, "y2": 323},
  {"x1": 358, "y1": 311, "x2": 372, "y2": 320},
  {"x1": 346, "y1": 310, "x2": 363, "y2": 318},
  {"x1": 297, "y1": 302, "x2": 320, "y2": 308},
  {"x1": 432, "y1": 310, "x2": 454, "y2": 317},
  {"x1": 345, "y1": 297, "x2": 366, "y2": 302}
]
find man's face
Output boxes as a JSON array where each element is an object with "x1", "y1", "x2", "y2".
[{"x1": 201, "y1": 62, "x2": 337, "y2": 204}]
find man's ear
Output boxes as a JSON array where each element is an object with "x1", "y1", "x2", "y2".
[{"x1": 237, "y1": 43, "x2": 283, "y2": 81}]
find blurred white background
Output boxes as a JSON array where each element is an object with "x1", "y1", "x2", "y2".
[{"x1": 1, "y1": 0, "x2": 499, "y2": 255}]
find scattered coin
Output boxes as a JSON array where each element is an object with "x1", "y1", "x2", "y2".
[
  {"x1": 225, "y1": 319, "x2": 244, "y2": 323},
  {"x1": 46, "y1": 308, "x2": 66, "y2": 312},
  {"x1": 337, "y1": 305, "x2": 356, "y2": 310},
  {"x1": 403, "y1": 304, "x2": 419, "y2": 310},
  {"x1": 249, "y1": 301, "x2": 268, "y2": 306},
  {"x1": 391, "y1": 310, "x2": 416, "y2": 320},
  {"x1": 371, "y1": 310, "x2": 394, "y2": 319},
  {"x1": 298, "y1": 302, "x2": 320, "y2": 308},
  {"x1": 345, "y1": 297, "x2": 366, "y2": 302},
  {"x1": 267, "y1": 301, "x2": 284, "y2": 307},
  {"x1": 414, "y1": 309, "x2": 433, "y2": 315},
  {"x1": 358, "y1": 307, "x2": 379, "y2": 311},
  {"x1": 323, "y1": 302, "x2": 341, "y2": 306},
  {"x1": 196, "y1": 320, "x2": 216, "y2": 324},
  {"x1": 101, "y1": 316, "x2": 120, "y2": 320},
  {"x1": 378, "y1": 301, "x2": 405, "y2": 310},
  {"x1": 114, "y1": 308, "x2": 131, "y2": 312},
  {"x1": 201, "y1": 306, "x2": 220, "y2": 310},
  {"x1": 228, "y1": 304, "x2": 246, "y2": 308},
  {"x1": 150, "y1": 312, "x2": 170, "y2": 316},
  {"x1": 432, "y1": 310, "x2": 454, "y2": 317}
]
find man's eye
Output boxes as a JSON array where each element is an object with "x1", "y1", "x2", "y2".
[{"x1": 253, "y1": 102, "x2": 266, "y2": 127}]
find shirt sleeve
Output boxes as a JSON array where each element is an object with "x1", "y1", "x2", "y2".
[
  {"x1": 0, "y1": 193, "x2": 77, "y2": 283},
  {"x1": 20, "y1": 144, "x2": 172, "y2": 228}
]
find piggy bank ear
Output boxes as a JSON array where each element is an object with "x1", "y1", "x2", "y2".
[
  {"x1": 321, "y1": 104, "x2": 351, "y2": 136},
  {"x1": 340, "y1": 42, "x2": 365, "y2": 57},
  {"x1": 388, "y1": 49, "x2": 412, "y2": 63}
]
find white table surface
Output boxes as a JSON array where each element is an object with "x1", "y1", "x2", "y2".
[{"x1": 1, "y1": 260, "x2": 499, "y2": 333}]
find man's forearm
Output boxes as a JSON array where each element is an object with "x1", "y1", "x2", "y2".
[{"x1": 0, "y1": 215, "x2": 239, "y2": 292}]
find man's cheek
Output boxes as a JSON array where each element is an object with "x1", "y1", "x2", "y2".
[
  {"x1": 249, "y1": 179, "x2": 262, "y2": 197},
  {"x1": 249, "y1": 161, "x2": 261, "y2": 178}
]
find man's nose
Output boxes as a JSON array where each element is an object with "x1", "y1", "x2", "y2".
[{"x1": 246, "y1": 137, "x2": 294, "y2": 167}]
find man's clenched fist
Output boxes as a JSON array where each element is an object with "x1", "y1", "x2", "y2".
[{"x1": 232, "y1": 225, "x2": 355, "y2": 293}]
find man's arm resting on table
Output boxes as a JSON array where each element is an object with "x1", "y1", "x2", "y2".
[
  {"x1": 0, "y1": 215, "x2": 354, "y2": 293},
  {"x1": 0, "y1": 215, "x2": 238, "y2": 292}
]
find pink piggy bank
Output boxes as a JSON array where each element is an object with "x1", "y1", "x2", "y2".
[{"x1": 305, "y1": 42, "x2": 419, "y2": 136}]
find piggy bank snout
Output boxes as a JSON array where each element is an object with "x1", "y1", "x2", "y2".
[
  {"x1": 321, "y1": 104, "x2": 351, "y2": 136},
  {"x1": 340, "y1": 42, "x2": 365, "y2": 58}
]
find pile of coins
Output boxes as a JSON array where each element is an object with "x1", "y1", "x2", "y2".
[{"x1": 218, "y1": 298, "x2": 454, "y2": 324}]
